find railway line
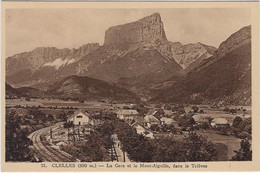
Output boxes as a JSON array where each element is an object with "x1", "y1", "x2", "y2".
[{"x1": 28, "y1": 125, "x2": 78, "y2": 162}]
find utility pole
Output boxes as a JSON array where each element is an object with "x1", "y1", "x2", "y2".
[
  {"x1": 68, "y1": 127, "x2": 70, "y2": 144},
  {"x1": 123, "y1": 150, "x2": 125, "y2": 162},
  {"x1": 111, "y1": 144, "x2": 113, "y2": 162},
  {"x1": 78, "y1": 123, "x2": 80, "y2": 141},
  {"x1": 50, "y1": 127, "x2": 52, "y2": 142},
  {"x1": 73, "y1": 124, "x2": 75, "y2": 142}
]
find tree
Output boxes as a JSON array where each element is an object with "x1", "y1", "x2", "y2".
[
  {"x1": 154, "y1": 109, "x2": 165, "y2": 120},
  {"x1": 25, "y1": 96, "x2": 31, "y2": 101},
  {"x1": 242, "y1": 108, "x2": 247, "y2": 114},
  {"x1": 183, "y1": 132, "x2": 217, "y2": 161},
  {"x1": 78, "y1": 98, "x2": 84, "y2": 103},
  {"x1": 199, "y1": 110, "x2": 205, "y2": 114},
  {"x1": 6, "y1": 112, "x2": 33, "y2": 161},
  {"x1": 150, "y1": 124, "x2": 160, "y2": 132},
  {"x1": 151, "y1": 138, "x2": 186, "y2": 162},
  {"x1": 223, "y1": 107, "x2": 230, "y2": 113},
  {"x1": 164, "y1": 104, "x2": 172, "y2": 110},
  {"x1": 29, "y1": 108, "x2": 46, "y2": 122},
  {"x1": 123, "y1": 106, "x2": 131, "y2": 109},
  {"x1": 231, "y1": 139, "x2": 252, "y2": 161},
  {"x1": 47, "y1": 114, "x2": 54, "y2": 121},
  {"x1": 177, "y1": 115, "x2": 195, "y2": 130},
  {"x1": 230, "y1": 109, "x2": 237, "y2": 114},
  {"x1": 233, "y1": 117, "x2": 243, "y2": 128},
  {"x1": 57, "y1": 112, "x2": 67, "y2": 121},
  {"x1": 191, "y1": 106, "x2": 199, "y2": 113},
  {"x1": 201, "y1": 122, "x2": 210, "y2": 129}
]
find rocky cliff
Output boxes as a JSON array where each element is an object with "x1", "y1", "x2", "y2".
[
  {"x1": 6, "y1": 13, "x2": 218, "y2": 100},
  {"x1": 6, "y1": 43, "x2": 100, "y2": 76},
  {"x1": 215, "y1": 26, "x2": 251, "y2": 59},
  {"x1": 104, "y1": 13, "x2": 167, "y2": 45},
  {"x1": 152, "y1": 25, "x2": 252, "y2": 105}
]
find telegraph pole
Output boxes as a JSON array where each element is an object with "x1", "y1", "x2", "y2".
[
  {"x1": 50, "y1": 127, "x2": 52, "y2": 142},
  {"x1": 78, "y1": 123, "x2": 80, "y2": 141}
]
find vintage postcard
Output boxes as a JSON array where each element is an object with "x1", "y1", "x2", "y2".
[{"x1": 1, "y1": 1, "x2": 260, "y2": 172}]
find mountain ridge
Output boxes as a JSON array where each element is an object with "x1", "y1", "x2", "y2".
[{"x1": 151, "y1": 25, "x2": 251, "y2": 105}]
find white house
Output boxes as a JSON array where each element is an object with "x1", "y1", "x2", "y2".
[
  {"x1": 211, "y1": 118, "x2": 229, "y2": 127},
  {"x1": 116, "y1": 109, "x2": 139, "y2": 120},
  {"x1": 67, "y1": 110, "x2": 94, "y2": 126},
  {"x1": 160, "y1": 117, "x2": 174, "y2": 125},
  {"x1": 192, "y1": 114, "x2": 210, "y2": 125},
  {"x1": 132, "y1": 122, "x2": 154, "y2": 138},
  {"x1": 144, "y1": 110, "x2": 160, "y2": 128}
]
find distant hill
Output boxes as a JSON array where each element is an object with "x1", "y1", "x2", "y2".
[
  {"x1": 47, "y1": 75, "x2": 138, "y2": 101},
  {"x1": 6, "y1": 83, "x2": 45, "y2": 98},
  {"x1": 152, "y1": 26, "x2": 251, "y2": 106}
]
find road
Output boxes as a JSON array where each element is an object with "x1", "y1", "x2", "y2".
[
  {"x1": 112, "y1": 134, "x2": 131, "y2": 162},
  {"x1": 28, "y1": 125, "x2": 78, "y2": 162}
]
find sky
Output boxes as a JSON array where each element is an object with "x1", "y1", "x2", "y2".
[{"x1": 5, "y1": 8, "x2": 250, "y2": 57}]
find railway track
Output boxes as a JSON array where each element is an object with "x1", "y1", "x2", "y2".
[{"x1": 28, "y1": 125, "x2": 78, "y2": 162}]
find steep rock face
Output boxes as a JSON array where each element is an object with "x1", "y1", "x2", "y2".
[
  {"x1": 152, "y1": 25, "x2": 251, "y2": 105},
  {"x1": 169, "y1": 42, "x2": 216, "y2": 69},
  {"x1": 5, "y1": 12, "x2": 216, "y2": 100},
  {"x1": 153, "y1": 41, "x2": 216, "y2": 73},
  {"x1": 188, "y1": 25, "x2": 251, "y2": 74},
  {"x1": 6, "y1": 43, "x2": 100, "y2": 77},
  {"x1": 215, "y1": 26, "x2": 251, "y2": 59},
  {"x1": 104, "y1": 13, "x2": 167, "y2": 45}
]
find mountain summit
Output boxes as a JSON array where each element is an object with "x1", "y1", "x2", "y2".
[
  {"x1": 6, "y1": 13, "x2": 216, "y2": 99},
  {"x1": 104, "y1": 13, "x2": 167, "y2": 45}
]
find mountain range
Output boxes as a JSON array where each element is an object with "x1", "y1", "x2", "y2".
[{"x1": 6, "y1": 13, "x2": 251, "y2": 105}]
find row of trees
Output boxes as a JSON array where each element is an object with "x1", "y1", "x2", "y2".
[
  {"x1": 61, "y1": 122, "x2": 114, "y2": 162},
  {"x1": 6, "y1": 111, "x2": 33, "y2": 161},
  {"x1": 114, "y1": 121, "x2": 218, "y2": 162}
]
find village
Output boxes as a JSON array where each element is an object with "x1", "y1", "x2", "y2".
[{"x1": 20, "y1": 99, "x2": 251, "y2": 162}]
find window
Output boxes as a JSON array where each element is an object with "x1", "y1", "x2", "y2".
[{"x1": 76, "y1": 115, "x2": 83, "y2": 118}]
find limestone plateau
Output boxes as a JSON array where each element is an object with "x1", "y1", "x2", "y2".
[
  {"x1": 104, "y1": 13, "x2": 167, "y2": 45},
  {"x1": 6, "y1": 13, "x2": 251, "y2": 105}
]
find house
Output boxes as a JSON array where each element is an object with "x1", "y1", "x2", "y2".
[
  {"x1": 160, "y1": 117, "x2": 174, "y2": 125},
  {"x1": 116, "y1": 109, "x2": 138, "y2": 120},
  {"x1": 154, "y1": 132, "x2": 173, "y2": 139},
  {"x1": 67, "y1": 110, "x2": 94, "y2": 126},
  {"x1": 144, "y1": 110, "x2": 160, "y2": 128},
  {"x1": 192, "y1": 114, "x2": 210, "y2": 125},
  {"x1": 131, "y1": 121, "x2": 154, "y2": 138},
  {"x1": 164, "y1": 110, "x2": 173, "y2": 116},
  {"x1": 131, "y1": 116, "x2": 145, "y2": 126},
  {"x1": 211, "y1": 118, "x2": 229, "y2": 127}
]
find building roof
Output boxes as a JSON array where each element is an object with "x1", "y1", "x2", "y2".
[
  {"x1": 133, "y1": 116, "x2": 145, "y2": 124},
  {"x1": 144, "y1": 114, "x2": 160, "y2": 123},
  {"x1": 116, "y1": 109, "x2": 138, "y2": 115},
  {"x1": 133, "y1": 123, "x2": 154, "y2": 134},
  {"x1": 192, "y1": 114, "x2": 209, "y2": 123},
  {"x1": 67, "y1": 110, "x2": 90, "y2": 120},
  {"x1": 164, "y1": 110, "x2": 173, "y2": 115},
  {"x1": 160, "y1": 117, "x2": 174, "y2": 123},
  {"x1": 212, "y1": 118, "x2": 229, "y2": 125},
  {"x1": 147, "y1": 109, "x2": 157, "y2": 116}
]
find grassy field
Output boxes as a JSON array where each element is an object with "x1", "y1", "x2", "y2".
[
  {"x1": 186, "y1": 105, "x2": 251, "y2": 124},
  {"x1": 173, "y1": 129, "x2": 243, "y2": 160},
  {"x1": 6, "y1": 98, "x2": 112, "y2": 109}
]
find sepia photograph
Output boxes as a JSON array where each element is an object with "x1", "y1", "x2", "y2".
[{"x1": 1, "y1": 1, "x2": 260, "y2": 172}]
